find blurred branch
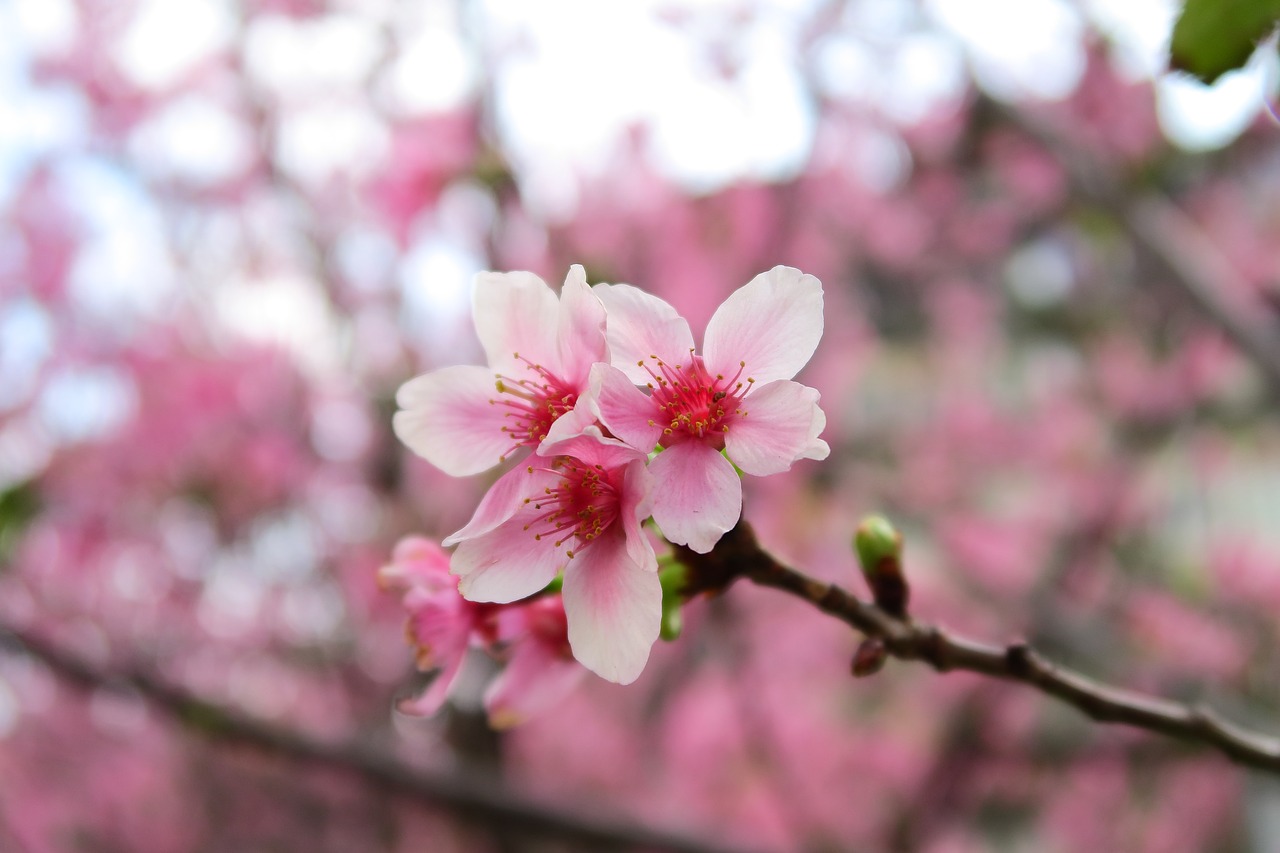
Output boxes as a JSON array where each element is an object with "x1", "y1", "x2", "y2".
[
  {"x1": 996, "y1": 102, "x2": 1280, "y2": 397},
  {"x1": 0, "y1": 625, "x2": 752, "y2": 853},
  {"x1": 680, "y1": 522, "x2": 1280, "y2": 775}
]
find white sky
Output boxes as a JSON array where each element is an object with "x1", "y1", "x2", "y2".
[{"x1": 3, "y1": 0, "x2": 1275, "y2": 204}]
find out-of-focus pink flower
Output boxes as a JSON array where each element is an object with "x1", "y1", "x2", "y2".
[
  {"x1": 379, "y1": 537, "x2": 495, "y2": 717},
  {"x1": 446, "y1": 430, "x2": 661, "y2": 684},
  {"x1": 380, "y1": 537, "x2": 586, "y2": 724},
  {"x1": 484, "y1": 598, "x2": 585, "y2": 729},
  {"x1": 593, "y1": 266, "x2": 829, "y2": 552},
  {"x1": 393, "y1": 266, "x2": 606, "y2": 477}
]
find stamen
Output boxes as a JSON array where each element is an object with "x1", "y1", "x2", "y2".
[
  {"x1": 643, "y1": 354, "x2": 752, "y2": 447},
  {"x1": 521, "y1": 457, "x2": 622, "y2": 557},
  {"x1": 488, "y1": 360, "x2": 578, "y2": 459}
]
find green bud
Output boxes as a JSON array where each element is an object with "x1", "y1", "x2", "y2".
[
  {"x1": 853, "y1": 515, "x2": 909, "y2": 618},
  {"x1": 854, "y1": 515, "x2": 902, "y2": 570}
]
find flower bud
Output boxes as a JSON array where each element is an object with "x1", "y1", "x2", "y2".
[
  {"x1": 851, "y1": 637, "x2": 887, "y2": 677},
  {"x1": 854, "y1": 515, "x2": 908, "y2": 618}
]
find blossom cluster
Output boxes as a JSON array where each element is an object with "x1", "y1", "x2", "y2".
[{"x1": 383, "y1": 266, "x2": 828, "y2": 719}]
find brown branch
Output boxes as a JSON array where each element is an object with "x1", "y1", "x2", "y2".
[
  {"x1": 0, "y1": 624, "x2": 757, "y2": 853},
  {"x1": 679, "y1": 522, "x2": 1280, "y2": 774}
]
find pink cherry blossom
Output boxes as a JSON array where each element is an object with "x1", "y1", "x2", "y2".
[
  {"x1": 593, "y1": 266, "x2": 830, "y2": 552},
  {"x1": 381, "y1": 537, "x2": 585, "y2": 724},
  {"x1": 379, "y1": 536, "x2": 498, "y2": 717},
  {"x1": 446, "y1": 430, "x2": 661, "y2": 685},
  {"x1": 483, "y1": 598, "x2": 586, "y2": 729},
  {"x1": 392, "y1": 266, "x2": 607, "y2": 477}
]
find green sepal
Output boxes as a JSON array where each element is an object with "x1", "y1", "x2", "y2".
[{"x1": 657, "y1": 561, "x2": 688, "y2": 641}]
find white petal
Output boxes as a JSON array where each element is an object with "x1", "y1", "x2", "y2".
[
  {"x1": 703, "y1": 266, "x2": 823, "y2": 384},
  {"x1": 443, "y1": 463, "x2": 536, "y2": 547},
  {"x1": 593, "y1": 363, "x2": 664, "y2": 454},
  {"x1": 472, "y1": 271, "x2": 560, "y2": 376},
  {"x1": 594, "y1": 283, "x2": 695, "y2": 384},
  {"x1": 555, "y1": 265, "x2": 608, "y2": 386},
  {"x1": 393, "y1": 366, "x2": 512, "y2": 476},
  {"x1": 540, "y1": 425, "x2": 647, "y2": 471},
  {"x1": 724, "y1": 380, "x2": 829, "y2": 476},
  {"x1": 648, "y1": 442, "x2": 742, "y2": 553},
  {"x1": 561, "y1": 531, "x2": 662, "y2": 684},
  {"x1": 618, "y1": 458, "x2": 657, "y2": 572},
  {"x1": 452, "y1": 504, "x2": 567, "y2": 603}
]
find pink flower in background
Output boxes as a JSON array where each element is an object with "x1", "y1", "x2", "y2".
[
  {"x1": 484, "y1": 598, "x2": 585, "y2": 729},
  {"x1": 381, "y1": 537, "x2": 586, "y2": 724},
  {"x1": 393, "y1": 265, "x2": 607, "y2": 477},
  {"x1": 593, "y1": 266, "x2": 830, "y2": 552},
  {"x1": 446, "y1": 430, "x2": 661, "y2": 684},
  {"x1": 379, "y1": 536, "x2": 497, "y2": 717}
]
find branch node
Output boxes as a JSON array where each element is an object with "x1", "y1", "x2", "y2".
[{"x1": 1004, "y1": 642, "x2": 1033, "y2": 676}]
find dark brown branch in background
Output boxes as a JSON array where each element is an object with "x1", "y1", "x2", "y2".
[
  {"x1": 0, "y1": 625, "x2": 755, "y2": 853},
  {"x1": 678, "y1": 522, "x2": 1280, "y2": 775}
]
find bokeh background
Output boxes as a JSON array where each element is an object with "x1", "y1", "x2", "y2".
[{"x1": 3, "y1": 0, "x2": 1280, "y2": 850}]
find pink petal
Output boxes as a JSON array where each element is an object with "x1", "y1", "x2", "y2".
[
  {"x1": 442, "y1": 463, "x2": 535, "y2": 547},
  {"x1": 393, "y1": 365, "x2": 512, "y2": 476},
  {"x1": 800, "y1": 402, "x2": 831, "y2": 462},
  {"x1": 724, "y1": 380, "x2": 830, "y2": 476},
  {"x1": 593, "y1": 363, "x2": 664, "y2": 454},
  {"x1": 396, "y1": 651, "x2": 466, "y2": 717},
  {"x1": 540, "y1": 425, "x2": 647, "y2": 472},
  {"x1": 618, "y1": 458, "x2": 657, "y2": 571},
  {"x1": 648, "y1": 441, "x2": 742, "y2": 554},
  {"x1": 395, "y1": 593, "x2": 472, "y2": 717},
  {"x1": 451, "y1": 503, "x2": 567, "y2": 603},
  {"x1": 472, "y1": 271, "x2": 560, "y2": 376},
  {"x1": 561, "y1": 531, "x2": 662, "y2": 684},
  {"x1": 539, "y1": 389, "x2": 600, "y2": 450},
  {"x1": 703, "y1": 266, "x2": 824, "y2": 385},
  {"x1": 378, "y1": 536, "x2": 453, "y2": 593},
  {"x1": 594, "y1": 283, "x2": 695, "y2": 384},
  {"x1": 555, "y1": 265, "x2": 608, "y2": 387},
  {"x1": 483, "y1": 638, "x2": 585, "y2": 728},
  {"x1": 404, "y1": 590, "x2": 471, "y2": 672}
]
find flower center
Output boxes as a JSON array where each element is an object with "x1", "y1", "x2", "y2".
[
  {"x1": 521, "y1": 457, "x2": 621, "y2": 557},
  {"x1": 491, "y1": 352, "x2": 577, "y2": 460},
  {"x1": 641, "y1": 354, "x2": 752, "y2": 448}
]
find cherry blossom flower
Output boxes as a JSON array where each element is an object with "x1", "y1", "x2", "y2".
[
  {"x1": 381, "y1": 537, "x2": 585, "y2": 724},
  {"x1": 446, "y1": 430, "x2": 661, "y2": 685},
  {"x1": 392, "y1": 265, "x2": 607, "y2": 477},
  {"x1": 592, "y1": 266, "x2": 830, "y2": 552},
  {"x1": 379, "y1": 536, "x2": 496, "y2": 717},
  {"x1": 484, "y1": 598, "x2": 586, "y2": 729}
]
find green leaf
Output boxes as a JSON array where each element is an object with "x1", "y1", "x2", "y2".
[{"x1": 1169, "y1": 0, "x2": 1280, "y2": 84}]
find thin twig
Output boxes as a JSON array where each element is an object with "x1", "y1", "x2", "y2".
[
  {"x1": 0, "y1": 625, "x2": 757, "y2": 853},
  {"x1": 678, "y1": 522, "x2": 1280, "y2": 775}
]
